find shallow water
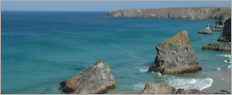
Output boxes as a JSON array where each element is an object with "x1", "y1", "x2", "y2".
[{"x1": 1, "y1": 11, "x2": 231, "y2": 94}]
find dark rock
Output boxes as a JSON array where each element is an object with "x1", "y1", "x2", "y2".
[
  {"x1": 136, "y1": 82, "x2": 176, "y2": 94},
  {"x1": 218, "y1": 29, "x2": 223, "y2": 32},
  {"x1": 175, "y1": 89, "x2": 209, "y2": 94},
  {"x1": 107, "y1": 7, "x2": 231, "y2": 21},
  {"x1": 215, "y1": 16, "x2": 225, "y2": 28},
  {"x1": 202, "y1": 44, "x2": 231, "y2": 51},
  {"x1": 211, "y1": 29, "x2": 217, "y2": 31},
  {"x1": 148, "y1": 31, "x2": 202, "y2": 75},
  {"x1": 198, "y1": 24, "x2": 212, "y2": 34},
  {"x1": 210, "y1": 25, "x2": 216, "y2": 27},
  {"x1": 59, "y1": 59, "x2": 116, "y2": 94},
  {"x1": 217, "y1": 18, "x2": 231, "y2": 42}
]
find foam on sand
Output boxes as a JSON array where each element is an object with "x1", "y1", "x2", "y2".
[
  {"x1": 228, "y1": 65, "x2": 231, "y2": 68},
  {"x1": 158, "y1": 75, "x2": 213, "y2": 91},
  {"x1": 217, "y1": 68, "x2": 221, "y2": 70},
  {"x1": 117, "y1": 83, "x2": 146, "y2": 91}
]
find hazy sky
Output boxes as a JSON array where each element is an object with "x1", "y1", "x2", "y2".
[{"x1": 1, "y1": 1, "x2": 231, "y2": 11}]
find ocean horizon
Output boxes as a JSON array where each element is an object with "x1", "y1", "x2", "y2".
[{"x1": 1, "y1": 11, "x2": 231, "y2": 94}]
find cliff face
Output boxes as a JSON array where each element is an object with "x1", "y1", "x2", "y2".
[
  {"x1": 107, "y1": 7, "x2": 231, "y2": 21},
  {"x1": 217, "y1": 18, "x2": 231, "y2": 42}
]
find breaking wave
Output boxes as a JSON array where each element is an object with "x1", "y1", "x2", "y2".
[
  {"x1": 217, "y1": 54, "x2": 231, "y2": 58},
  {"x1": 135, "y1": 66, "x2": 149, "y2": 72},
  {"x1": 158, "y1": 75, "x2": 213, "y2": 91}
]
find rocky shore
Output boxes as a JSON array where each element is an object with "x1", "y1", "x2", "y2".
[
  {"x1": 107, "y1": 7, "x2": 231, "y2": 21},
  {"x1": 148, "y1": 31, "x2": 202, "y2": 75},
  {"x1": 135, "y1": 82, "x2": 229, "y2": 94}
]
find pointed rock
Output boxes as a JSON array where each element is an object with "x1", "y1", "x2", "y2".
[
  {"x1": 59, "y1": 59, "x2": 115, "y2": 94},
  {"x1": 148, "y1": 31, "x2": 202, "y2": 75},
  {"x1": 198, "y1": 24, "x2": 212, "y2": 34}
]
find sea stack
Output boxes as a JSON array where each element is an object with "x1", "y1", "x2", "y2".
[
  {"x1": 198, "y1": 24, "x2": 212, "y2": 34},
  {"x1": 148, "y1": 31, "x2": 202, "y2": 75},
  {"x1": 217, "y1": 18, "x2": 231, "y2": 42},
  {"x1": 59, "y1": 59, "x2": 116, "y2": 94}
]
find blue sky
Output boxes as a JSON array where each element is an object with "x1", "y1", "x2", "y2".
[{"x1": 1, "y1": 1, "x2": 231, "y2": 11}]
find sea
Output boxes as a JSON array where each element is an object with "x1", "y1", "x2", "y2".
[{"x1": 1, "y1": 11, "x2": 231, "y2": 94}]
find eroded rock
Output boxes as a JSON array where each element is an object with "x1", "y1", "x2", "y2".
[
  {"x1": 148, "y1": 31, "x2": 202, "y2": 75},
  {"x1": 137, "y1": 82, "x2": 176, "y2": 94},
  {"x1": 198, "y1": 24, "x2": 212, "y2": 34},
  {"x1": 59, "y1": 59, "x2": 116, "y2": 94},
  {"x1": 202, "y1": 44, "x2": 231, "y2": 52}
]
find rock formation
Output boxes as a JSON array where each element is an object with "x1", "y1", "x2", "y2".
[
  {"x1": 136, "y1": 82, "x2": 176, "y2": 94},
  {"x1": 175, "y1": 89, "x2": 209, "y2": 94},
  {"x1": 59, "y1": 59, "x2": 116, "y2": 94},
  {"x1": 148, "y1": 31, "x2": 202, "y2": 75},
  {"x1": 211, "y1": 29, "x2": 217, "y2": 32},
  {"x1": 217, "y1": 18, "x2": 231, "y2": 42},
  {"x1": 198, "y1": 24, "x2": 212, "y2": 34},
  {"x1": 135, "y1": 82, "x2": 209, "y2": 94},
  {"x1": 202, "y1": 44, "x2": 231, "y2": 51},
  {"x1": 107, "y1": 7, "x2": 231, "y2": 21}
]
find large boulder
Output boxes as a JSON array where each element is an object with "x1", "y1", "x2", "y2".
[
  {"x1": 202, "y1": 44, "x2": 231, "y2": 52},
  {"x1": 59, "y1": 59, "x2": 116, "y2": 94},
  {"x1": 136, "y1": 82, "x2": 176, "y2": 94},
  {"x1": 217, "y1": 18, "x2": 231, "y2": 42},
  {"x1": 198, "y1": 24, "x2": 212, "y2": 34},
  {"x1": 175, "y1": 89, "x2": 209, "y2": 94},
  {"x1": 135, "y1": 82, "x2": 209, "y2": 94},
  {"x1": 148, "y1": 31, "x2": 202, "y2": 75}
]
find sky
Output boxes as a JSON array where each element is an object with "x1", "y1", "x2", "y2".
[{"x1": 1, "y1": 1, "x2": 231, "y2": 11}]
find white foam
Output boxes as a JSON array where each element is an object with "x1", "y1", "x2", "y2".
[
  {"x1": 217, "y1": 68, "x2": 221, "y2": 70},
  {"x1": 228, "y1": 65, "x2": 231, "y2": 68},
  {"x1": 132, "y1": 83, "x2": 146, "y2": 90},
  {"x1": 156, "y1": 72, "x2": 162, "y2": 76},
  {"x1": 117, "y1": 83, "x2": 146, "y2": 91},
  {"x1": 224, "y1": 59, "x2": 231, "y2": 63},
  {"x1": 135, "y1": 66, "x2": 149, "y2": 73},
  {"x1": 217, "y1": 54, "x2": 231, "y2": 58},
  {"x1": 221, "y1": 78, "x2": 225, "y2": 80},
  {"x1": 161, "y1": 76, "x2": 213, "y2": 91}
]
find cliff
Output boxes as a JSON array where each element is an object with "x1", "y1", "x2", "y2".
[
  {"x1": 107, "y1": 7, "x2": 231, "y2": 21},
  {"x1": 217, "y1": 18, "x2": 231, "y2": 42}
]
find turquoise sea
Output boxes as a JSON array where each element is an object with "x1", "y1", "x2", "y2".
[{"x1": 1, "y1": 11, "x2": 231, "y2": 94}]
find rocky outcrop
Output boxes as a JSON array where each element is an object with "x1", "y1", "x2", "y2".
[
  {"x1": 136, "y1": 82, "x2": 176, "y2": 94},
  {"x1": 175, "y1": 89, "x2": 209, "y2": 94},
  {"x1": 218, "y1": 29, "x2": 223, "y2": 32},
  {"x1": 59, "y1": 59, "x2": 116, "y2": 94},
  {"x1": 217, "y1": 18, "x2": 231, "y2": 42},
  {"x1": 107, "y1": 7, "x2": 231, "y2": 21},
  {"x1": 198, "y1": 24, "x2": 212, "y2": 34},
  {"x1": 211, "y1": 29, "x2": 217, "y2": 32},
  {"x1": 148, "y1": 31, "x2": 202, "y2": 75},
  {"x1": 202, "y1": 44, "x2": 231, "y2": 52},
  {"x1": 135, "y1": 82, "x2": 209, "y2": 94}
]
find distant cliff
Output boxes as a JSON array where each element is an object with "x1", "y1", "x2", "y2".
[{"x1": 107, "y1": 7, "x2": 231, "y2": 21}]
